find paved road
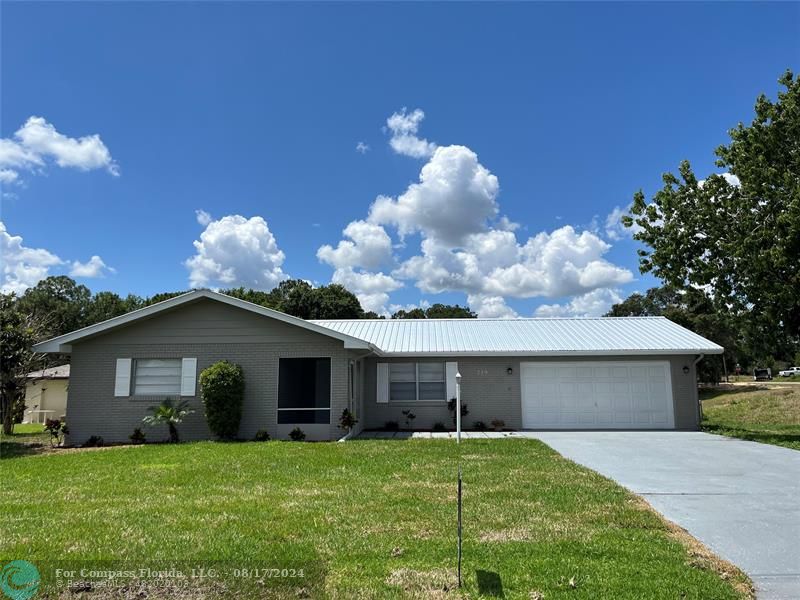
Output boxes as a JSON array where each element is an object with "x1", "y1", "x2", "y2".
[{"x1": 523, "y1": 431, "x2": 800, "y2": 600}]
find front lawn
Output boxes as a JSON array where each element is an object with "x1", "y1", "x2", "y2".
[
  {"x1": 1, "y1": 440, "x2": 750, "y2": 598},
  {"x1": 701, "y1": 385, "x2": 800, "y2": 450}
]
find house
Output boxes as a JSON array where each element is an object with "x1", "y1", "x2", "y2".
[
  {"x1": 32, "y1": 289, "x2": 723, "y2": 443},
  {"x1": 23, "y1": 364, "x2": 70, "y2": 424}
]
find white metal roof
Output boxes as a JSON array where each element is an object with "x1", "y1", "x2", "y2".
[{"x1": 310, "y1": 317, "x2": 723, "y2": 356}]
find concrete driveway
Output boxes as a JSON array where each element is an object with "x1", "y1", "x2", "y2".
[{"x1": 523, "y1": 432, "x2": 800, "y2": 599}]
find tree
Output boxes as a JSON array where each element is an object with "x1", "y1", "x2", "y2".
[
  {"x1": 392, "y1": 308, "x2": 427, "y2": 319},
  {"x1": 425, "y1": 303, "x2": 477, "y2": 319},
  {"x1": 199, "y1": 361, "x2": 245, "y2": 440},
  {"x1": 0, "y1": 294, "x2": 49, "y2": 434},
  {"x1": 625, "y1": 70, "x2": 800, "y2": 349},
  {"x1": 392, "y1": 303, "x2": 477, "y2": 319},
  {"x1": 142, "y1": 398, "x2": 194, "y2": 443},
  {"x1": 309, "y1": 284, "x2": 363, "y2": 319},
  {"x1": 143, "y1": 291, "x2": 188, "y2": 307},
  {"x1": 220, "y1": 287, "x2": 278, "y2": 309},
  {"x1": 605, "y1": 286, "x2": 683, "y2": 317},
  {"x1": 17, "y1": 276, "x2": 91, "y2": 339},
  {"x1": 86, "y1": 291, "x2": 143, "y2": 325},
  {"x1": 267, "y1": 280, "x2": 315, "y2": 319}
]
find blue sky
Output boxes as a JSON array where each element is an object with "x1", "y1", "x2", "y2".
[{"x1": 2, "y1": 2, "x2": 798, "y2": 316}]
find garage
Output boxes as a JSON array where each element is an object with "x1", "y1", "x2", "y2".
[{"x1": 521, "y1": 361, "x2": 674, "y2": 429}]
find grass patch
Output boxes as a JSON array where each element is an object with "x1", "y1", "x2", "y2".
[
  {"x1": 0, "y1": 422, "x2": 50, "y2": 458},
  {"x1": 1, "y1": 440, "x2": 750, "y2": 598},
  {"x1": 701, "y1": 385, "x2": 800, "y2": 450}
]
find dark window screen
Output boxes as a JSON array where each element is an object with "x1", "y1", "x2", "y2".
[{"x1": 278, "y1": 358, "x2": 331, "y2": 410}]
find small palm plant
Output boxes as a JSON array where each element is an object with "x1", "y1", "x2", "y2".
[{"x1": 142, "y1": 398, "x2": 194, "y2": 443}]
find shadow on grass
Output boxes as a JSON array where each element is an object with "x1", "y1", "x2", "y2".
[
  {"x1": 699, "y1": 385, "x2": 769, "y2": 401},
  {"x1": 0, "y1": 440, "x2": 47, "y2": 459},
  {"x1": 702, "y1": 423, "x2": 800, "y2": 448},
  {"x1": 476, "y1": 570, "x2": 505, "y2": 597}
]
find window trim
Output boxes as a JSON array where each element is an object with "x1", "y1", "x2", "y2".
[
  {"x1": 389, "y1": 362, "x2": 446, "y2": 403},
  {"x1": 276, "y1": 356, "x2": 332, "y2": 425},
  {"x1": 132, "y1": 358, "x2": 183, "y2": 397}
]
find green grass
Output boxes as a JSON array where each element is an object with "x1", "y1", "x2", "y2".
[
  {"x1": 0, "y1": 422, "x2": 49, "y2": 458},
  {"x1": 701, "y1": 385, "x2": 800, "y2": 450},
  {"x1": 1, "y1": 439, "x2": 750, "y2": 598}
]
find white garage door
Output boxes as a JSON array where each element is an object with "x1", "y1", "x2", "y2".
[{"x1": 521, "y1": 361, "x2": 674, "y2": 429}]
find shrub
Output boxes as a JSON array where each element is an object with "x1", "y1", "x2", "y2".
[
  {"x1": 142, "y1": 398, "x2": 194, "y2": 443},
  {"x1": 289, "y1": 427, "x2": 306, "y2": 441},
  {"x1": 401, "y1": 410, "x2": 416, "y2": 429},
  {"x1": 384, "y1": 421, "x2": 399, "y2": 431},
  {"x1": 254, "y1": 429, "x2": 270, "y2": 442},
  {"x1": 491, "y1": 418, "x2": 505, "y2": 431},
  {"x1": 432, "y1": 422, "x2": 447, "y2": 432},
  {"x1": 339, "y1": 408, "x2": 357, "y2": 431},
  {"x1": 129, "y1": 428, "x2": 146, "y2": 444},
  {"x1": 447, "y1": 397, "x2": 469, "y2": 426},
  {"x1": 199, "y1": 361, "x2": 245, "y2": 440},
  {"x1": 473, "y1": 421, "x2": 487, "y2": 431},
  {"x1": 83, "y1": 435, "x2": 104, "y2": 448},
  {"x1": 44, "y1": 418, "x2": 68, "y2": 447}
]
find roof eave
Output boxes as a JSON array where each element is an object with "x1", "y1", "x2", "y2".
[{"x1": 376, "y1": 348, "x2": 723, "y2": 357}]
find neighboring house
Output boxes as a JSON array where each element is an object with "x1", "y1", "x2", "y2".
[
  {"x1": 24, "y1": 364, "x2": 70, "y2": 424},
  {"x1": 32, "y1": 290, "x2": 723, "y2": 444}
]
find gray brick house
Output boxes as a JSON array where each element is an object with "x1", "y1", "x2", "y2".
[{"x1": 33, "y1": 290, "x2": 723, "y2": 444}]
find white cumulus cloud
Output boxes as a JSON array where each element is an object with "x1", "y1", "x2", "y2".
[
  {"x1": 69, "y1": 255, "x2": 115, "y2": 278},
  {"x1": 534, "y1": 288, "x2": 623, "y2": 318},
  {"x1": 330, "y1": 267, "x2": 403, "y2": 315},
  {"x1": 1, "y1": 222, "x2": 63, "y2": 294},
  {"x1": 369, "y1": 145, "x2": 499, "y2": 246},
  {"x1": 318, "y1": 109, "x2": 633, "y2": 316},
  {"x1": 317, "y1": 220, "x2": 393, "y2": 271},
  {"x1": 185, "y1": 215, "x2": 287, "y2": 289},
  {"x1": 467, "y1": 294, "x2": 519, "y2": 319},
  {"x1": 0, "y1": 117, "x2": 118, "y2": 186},
  {"x1": 355, "y1": 141, "x2": 370, "y2": 154},
  {"x1": 386, "y1": 108, "x2": 437, "y2": 159}
]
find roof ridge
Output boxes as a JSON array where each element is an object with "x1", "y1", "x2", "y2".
[{"x1": 311, "y1": 316, "x2": 669, "y2": 322}]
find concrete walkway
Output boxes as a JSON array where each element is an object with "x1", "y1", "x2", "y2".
[{"x1": 523, "y1": 432, "x2": 800, "y2": 600}]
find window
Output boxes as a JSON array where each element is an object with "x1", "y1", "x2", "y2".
[
  {"x1": 278, "y1": 358, "x2": 331, "y2": 424},
  {"x1": 389, "y1": 362, "x2": 445, "y2": 402},
  {"x1": 134, "y1": 359, "x2": 182, "y2": 395}
]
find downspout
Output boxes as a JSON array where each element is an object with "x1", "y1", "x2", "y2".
[
  {"x1": 694, "y1": 354, "x2": 705, "y2": 425},
  {"x1": 338, "y1": 350, "x2": 375, "y2": 442}
]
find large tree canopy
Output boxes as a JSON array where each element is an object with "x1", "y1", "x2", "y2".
[{"x1": 625, "y1": 70, "x2": 800, "y2": 347}]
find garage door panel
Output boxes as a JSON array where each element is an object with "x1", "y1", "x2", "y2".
[
  {"x1": 521, "y1": 361, "x2": 674, "y2": 430},
  {"x1": 613, "y1": 382, "x2": 630, "y2": 395}
]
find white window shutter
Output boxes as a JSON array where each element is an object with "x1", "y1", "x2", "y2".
[
  {"x1": 114, "y1": 358, "x2": 132, "y2": 397},
  {"x1": 181, "y1": 358, "x2": 198, "y2": 397},
  {"x1": 376, "y1": 363, "x2": 389, "y2": 404},
  {"x1": 446, "y1": 362, "x2": 459, "y2": 401}
]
